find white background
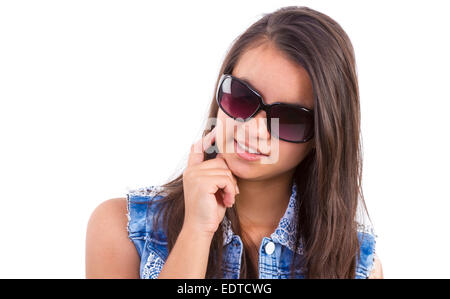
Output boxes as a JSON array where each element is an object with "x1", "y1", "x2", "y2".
[{"x1": 1, "y1": 0, "x2": 449, "y2": 278}]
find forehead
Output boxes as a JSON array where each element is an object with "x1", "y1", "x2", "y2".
[{"x1": 231, "y1": 43, "x2": 314, "y2": 110}]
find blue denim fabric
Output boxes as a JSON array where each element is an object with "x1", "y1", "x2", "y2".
[{"x1": 126, "y1": 182, "x2": 377, "y2": 279}]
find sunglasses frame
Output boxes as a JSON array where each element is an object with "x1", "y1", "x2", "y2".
[{"x1": 216, "y1": 73, "x2": 315, "y2": 143}]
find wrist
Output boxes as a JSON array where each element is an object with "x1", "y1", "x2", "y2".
[{"x1": 181, "y1": 223, "x2": 216, "y2": 240}]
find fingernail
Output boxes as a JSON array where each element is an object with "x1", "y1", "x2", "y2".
[{"x1": 236, "y1": 185, "x2": 240, "y2": 194}]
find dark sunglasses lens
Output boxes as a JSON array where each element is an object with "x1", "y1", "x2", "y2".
[
  {"x1": 218, "y1": 77, "x2": 260, "y2": 119},
  {"x1": 270, "y1": 105, "x2": 314, "y2": 142}
]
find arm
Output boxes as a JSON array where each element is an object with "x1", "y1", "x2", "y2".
[
  {"x1": 85, "y1": 198, "x2": 140, "y2": 278},
  {"x1": 157, "y1": 128, "x2": 236, "y2": 279},
  {"x1": 368, "y1": 254, "x2": 384, "y2": 279},
  {"x1": 157, "y1": 226, "x2": 214, "y2": 279}
]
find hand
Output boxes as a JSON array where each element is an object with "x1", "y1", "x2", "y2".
[{"x1": 182, "y1": 127, "x2": 239, "y2": 235}]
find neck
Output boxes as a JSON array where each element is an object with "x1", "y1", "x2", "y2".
[{"x1": 234, "y1": 169, "x2": 295, "y2": 233}]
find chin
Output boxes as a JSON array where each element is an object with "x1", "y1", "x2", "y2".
[{"x1": 226, "y1": 156, "x2": 274, "y2": 180}]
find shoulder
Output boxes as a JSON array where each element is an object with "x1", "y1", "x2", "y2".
[
  {"x1": 368, "y1": 254, "x2": 384, "y2": 279},
  {"x1": 87, "y1": 197, "x2": 128, "y2": 230},
  {"x1": 126, "y1": 185, "x2": 171, "y2": 279},
  {"x1": 86, "y1": 197, "x2": 128, "y2": 236},
  {"x1": 90, "y1": 197, "x2": 128, "y2": 221},
  {"x1": 355, "y1": 223, "x2": 380, "y2": 279},
  {"x1": 126, "y1": 185, "x2": 167, "y2": 211},
  {"x1": 85, "y1": 197, "x2": 140, "y2": 278},
  {"x1": 126, "y1": 185, "x2": 168, "y2": 239}
]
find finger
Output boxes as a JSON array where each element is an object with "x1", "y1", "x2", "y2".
[
  {"x1": 197, "y1": 168, "x2": 239, "y2": 193},
  {"x1": 206, "y1": 175, "x2": 237, "y2": 207},
  {"x1": 215, "y1": 155, "x2": 239, "y2": 194},
  {"x1": 198, "y1": 155, "x2": 230, "y2": 170},
  {"x1": 215, "y1": 189, "x2": 226, "y2": 208},
  {"x1": 212, "y1": 156, "x2": 240, "y2": 195},
  {"x1": 188, "y1": 127, "x2": 217, "y2": 167}
]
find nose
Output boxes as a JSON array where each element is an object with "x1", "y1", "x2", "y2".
[
  {"x1": 251, "y1": 110, "x2": 271, "y2": 140},
  {"x1": 234, "y1": 110, "x2": 271, "y2": 151}
]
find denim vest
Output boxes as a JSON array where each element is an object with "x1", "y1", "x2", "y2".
[{"x1": 126, "y1": 181, "x2": 377, "y2": 279}]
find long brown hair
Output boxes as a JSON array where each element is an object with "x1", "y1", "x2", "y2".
[{"x1": 149, "y1": 5, "x2": 371, "y2": 278}]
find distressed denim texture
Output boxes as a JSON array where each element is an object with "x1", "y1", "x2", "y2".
[{"x1": 126, "y1": 181, "x2": 377, "y2": 279}]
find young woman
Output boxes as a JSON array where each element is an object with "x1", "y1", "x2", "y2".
[{"x1": 86, "y1": 6, "x2": 383, "y2": 279}]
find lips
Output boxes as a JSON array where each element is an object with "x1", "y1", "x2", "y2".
[{"x1": 234, "y1": 139, "x2": 269, "y2": 156}]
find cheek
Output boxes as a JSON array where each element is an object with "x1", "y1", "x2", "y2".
[
  {"x1": 275, "y1": 142, "x2": 311, "y2": 168},
  {"x1": 216, "y1": 110, "x2": 228, "y2": 126},
  {"x1": 215, "y1": 110, "x2": 235, "y2": 152}
]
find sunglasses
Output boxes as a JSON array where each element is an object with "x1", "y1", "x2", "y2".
[{"x1": 216, "y1": 74, "x2": 314, "y2": 143}]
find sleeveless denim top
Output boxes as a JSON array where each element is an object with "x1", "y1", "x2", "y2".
[{"x1": 126, "y1": 181, "x2": 377, "y2": 279}]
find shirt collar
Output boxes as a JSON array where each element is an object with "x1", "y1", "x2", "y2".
[{"x1": 222, "y1": 179, "x2": 303, "y2": 254}]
